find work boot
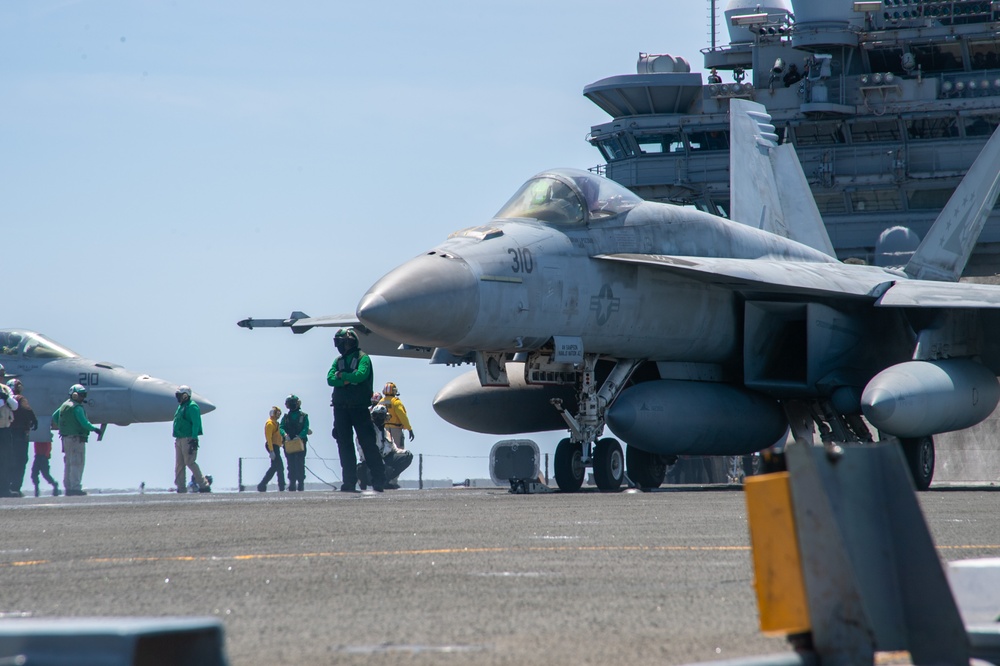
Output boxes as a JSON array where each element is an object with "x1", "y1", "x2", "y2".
[
  {"x1": 33, "y1": 484, "x2": 39, "y2": 498},
  {"x1": 339, "y1": 484, "x2": 359, "y2": 493},
  {"x1": 257, "y1": 483, "x2": 266, "y2": 492},
  {"x1": 52, "y1": 484, "x2": 61, "y2": 497},
  {"x1": 198, "y1": 486, "x2": 212, "y2": 493}
]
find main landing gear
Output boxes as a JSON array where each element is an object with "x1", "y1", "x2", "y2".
[
  {"x1": 783, "y1": 400, "x2": 935, "y2": 491},
  {"x1": 551, "y1": 355, "x2": 640, "y2": 493}
]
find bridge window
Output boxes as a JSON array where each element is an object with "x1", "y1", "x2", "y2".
[
  {"x1": 905, "y1": 116, "x2": 959, "y2": 140},
  {"x1": 969, "y1": 40, "x2": 1000, "y2": 70},
  {"x1": 963, "y1": 115, "x2": 1000, "y2": 136},
  {"x1": 907, "y1": 188, "x2": 954, "y2": 210},
  {"x1": 849, "y1": 119, "x2": 902, "y2": 143},
  {"x1": 868, "y1": 48, "x2": 906, "y2": 75},
  {"x1": 596, "y1": 137, "x2": 631, "y2": 162},
  {"x1": 911, "y1": 43, "x2": 963, "y2": 73},
  {"x1": 850, "y1": 189, "x2": 903, "y2": 212},
  {"x1": 791, "y1": 122, "x2": 845, "y2": 145},
  {"x1": 686, "y1": 130, "x2": 729, "y2": 151},
  {"x1": 636, "y1": 133, "x2": 684, "y2": 155},
  {"x1": 813, "y1": 192, "x2": 848, "y2": 215}
]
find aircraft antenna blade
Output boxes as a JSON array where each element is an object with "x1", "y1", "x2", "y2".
[{"x1": 729, "y1": 99, "x2": 835, "y2": 257}]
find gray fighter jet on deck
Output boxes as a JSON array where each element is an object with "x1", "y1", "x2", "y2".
[
  {"x1": 0, "y1": 329, "x2": 215, "y2": 439},
  {"x1": 241, "y1": 99, "x2": 1000, "y2": 492}
]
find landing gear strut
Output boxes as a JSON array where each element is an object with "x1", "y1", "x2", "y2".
[
  {"x1": 551, "y1": 355, "x2": 641, "y2": 492},
  {"x1": 782, "y1": 400, "x2": 935, "y2": 490}
]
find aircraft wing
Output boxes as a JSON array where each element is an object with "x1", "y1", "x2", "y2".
[
  {"x1": 875, "y1": 280, "x2": 1000, "y2": 308},
  {"x1": 599, "y1": 253, "x2": 1000, "y2": 309},
  {"x1": 236, "y1": 312, "x2": 433, "y2": 359},
  {"x1": 596, "y1": 254, "x2": 894, "y2": 299}
]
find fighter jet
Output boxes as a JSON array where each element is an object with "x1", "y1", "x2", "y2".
[
  {"x1": 0, "y1": 329, "x2": 215, "y2": 439},
  {"x1": 241, "y1": 99, "x2": 1000, "y2": 492}
]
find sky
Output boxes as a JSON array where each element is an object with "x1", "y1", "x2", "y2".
[{"x1": 2, "y1": 1, "x2": 715, "y2": 491}]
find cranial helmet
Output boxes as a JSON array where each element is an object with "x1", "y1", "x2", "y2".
[
  {"x1": 370, "y1": 403, "x2": 388, "y2": 427},
  {"x1": 69, "y1": 383, "x2": 87, "y2": 401},
  {"x1": 382, "y1": 382, "x2": 398, "y2": 397},
  {"x1": 7, "y1": 378, "x2": 22, "y2": 394},
  {"x1": 334, "y1": 328, "x2": 359, "y2": 354},
  {"x1": 175, "y1": 385, "x2": 192, "y2": 402},
  {"x1": 371, "y1": 392, "x2": 383, "y2": 405},
  {"x1": 285, "y1": 394, "x2": 301, "y2": 411}
]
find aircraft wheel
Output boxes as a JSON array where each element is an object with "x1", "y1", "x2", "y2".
[
  {"x1": 626, "y1": 446, "x2": 666, "y2": 490},
  {"x1": 593, "y1": 438, "x2": 624, "y2": 491},
  {"x1": 900, "y1": 436, "x2": 934, "y2": 491},
  {"x1": 554, "y1": 438, "x2": 585, "y2": 493}
]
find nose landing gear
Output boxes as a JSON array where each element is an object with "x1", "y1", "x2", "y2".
[{"x1": 551, "y1": 355, "x2": 640, "y2": 492}]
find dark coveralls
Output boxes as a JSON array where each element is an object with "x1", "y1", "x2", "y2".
[
  {"x1": 328, "y1": 349, "x2": 385, "y2": 491},
  {"x1": 9, "y1": 393, "x2": 37, "y2": 495},
  {"x1": 280, "y1": 409, "x2": 309, "y2": 492}
]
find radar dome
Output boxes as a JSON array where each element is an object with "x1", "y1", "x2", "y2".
[
  {"x1": 636, "y1": 53, "x2": 691, "y2": 74},
  {"x1": 725, "y1": 0, "x2": 793, "y2": 44},
  {"x1": 875, "y1": 226, "x2": 921, "y2": 267}
]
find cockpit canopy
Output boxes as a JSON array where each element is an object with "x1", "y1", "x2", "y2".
[
  {"x1": 494, "y1": 168, "x2": 642, "y2": 226},
  {"x1": 0, "y1": 330, "x2": 79, "y2": 359}
]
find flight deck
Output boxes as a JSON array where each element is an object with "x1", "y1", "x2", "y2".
[{"x1": 1, "y1": 486, "x2": 998, "y2": 665}]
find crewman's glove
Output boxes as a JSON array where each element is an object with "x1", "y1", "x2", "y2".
[
  {"x1": 268, "y1": 449, "x2": 276, "y2": 461},
  {"x1": 408, "y1": 430, "x2": 415, "y2": 442},
  {"x1": 188, "y1": 438, "x2": 199, "y2": 455}
]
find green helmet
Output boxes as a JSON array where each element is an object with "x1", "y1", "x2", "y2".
[
  {"x1": 334, "y1": 328, "x2": 359, "y2": 354},
  {"x1": 285, "y1": 394, "x2": 301, "y2": 411},
  {"x1": 69, "y1": 383, "x2": 87, "y2": 400}
]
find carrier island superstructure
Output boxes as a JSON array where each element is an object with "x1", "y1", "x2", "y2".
[{"x1": 584, "y1": 0, "x2": 1000, "y2": 272}]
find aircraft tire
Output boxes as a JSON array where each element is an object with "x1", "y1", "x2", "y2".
[
  {"x1": 626, "y1": 446, "x2": 666, "y2": 490},
  {"x1": 593, "y1": 438, "x2": 624, "y2": 491},
  {"x1": 900, "y1": 435, "x2": 934, "y2": 491},
  {"x1": 554, "y1": 438, "x2": 585, "y2": 493}
]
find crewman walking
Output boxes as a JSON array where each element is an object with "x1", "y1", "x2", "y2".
[
  {"x1": 257, "y1": 406, "x2": 285, "y2": 492},
  {"x1": 173, "y1": 385, "x2": 211, "y2": 493}
]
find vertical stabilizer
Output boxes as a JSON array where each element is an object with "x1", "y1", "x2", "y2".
[
  {"x1": 904, "y1": 123, "x2": 1000, "y2": 282},
  {"x1": 729, "y1": 99, "x2": 836, "y2": 257}
]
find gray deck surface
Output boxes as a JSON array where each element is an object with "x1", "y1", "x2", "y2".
[{"x1": 1, "y1": 486, "x2": 998, "y2": 665}]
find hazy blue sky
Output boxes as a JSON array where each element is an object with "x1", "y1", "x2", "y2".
[{"x1": 3, "y1": 1, "x2": 713, "y2": 490}]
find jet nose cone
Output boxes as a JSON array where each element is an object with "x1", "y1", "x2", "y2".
[
  {"x1": 129, "y1": 378, "x2": 217, "y2": 422},
  {"x1": 358, "y1": 253, "x2": 479, "y2": 348},
  {"x1": 130, "y1": 376, "x2": 182, "y2": 423},
  {"x1": 194, "y1": 392, "x2": 216, "y2": 414}
]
